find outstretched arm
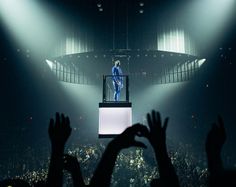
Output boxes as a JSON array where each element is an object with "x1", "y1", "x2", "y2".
[
  {"x1": 147, "y1": 110, "x2": 179, "y2": 187},
  {"x1": 47, "y1": 113, "x2": 72, "y2": 187},
  {"x1": 63, "y1": 154, "x2": 86, "y2": 187},
  {"x1": 90, "y1": 124, "x2": 148, "y2": 187}
]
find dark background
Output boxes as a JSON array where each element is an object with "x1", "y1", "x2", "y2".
[{"x1": 0, "y1": 0, "x2": 235, "y2": 176}]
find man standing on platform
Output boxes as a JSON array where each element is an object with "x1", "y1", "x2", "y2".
[{"x1": 112, "y1": 60, "x2": 123, "y2": 102}]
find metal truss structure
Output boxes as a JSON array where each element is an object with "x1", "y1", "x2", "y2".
[{"x1": 46, "y1": 49, "x2": 204, "y2": 86}]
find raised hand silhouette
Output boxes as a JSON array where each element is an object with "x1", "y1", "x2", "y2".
[
  {"x1": 206, "y1": 115, "x2": 226, "y2": 158},
  {"x1": 147, "y1": 110, "x2": 180, "y2": 187},
  {"x1": 63, "y1": 154, "x2": 86, "y2": 187},
  {"x1": 90, "y1": 124, "x2": 149, "y2": 187},
  {"x1": 47, "y1": 113, "x2": 72, "y2": 187},
  {"x1": 205, "y1": 115, "x2": 236, "y2": 187},
  {"x1": 147, "y1": 110, "x2": 169, "y2": 155},
  {"x1": 111, "y1": 123, "x2": 149, "y2": 150},
  {"x1": 48, "y1": 113, "x2": 72, "y2": 148},
  {"x1": 205, "y1": 115, "x2": 226, "y2": 181}
]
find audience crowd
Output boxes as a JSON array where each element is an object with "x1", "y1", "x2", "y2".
[{"x1": 0, "y1": 111, "x2": 235, "y2": 187}]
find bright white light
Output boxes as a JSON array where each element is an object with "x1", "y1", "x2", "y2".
[
  {"x1": 0, "y1": 0, "x2": 61, "y2": 56},
  {"x1": 176, "y1": 0, "x2": 235, "y2": 50},
  {"x1": 132, "y1": 82, "x2": 187, "y2": 123},
  {"x1": 198, "y1": 59, "x2": 206, "y2": 67},
  {"x1": 58, "y1": 33, "x2": 94, "y2": 56},
  {"x1": 157, "y1": 28, "x2": 198, "y2": 55},
  {"x1": 45, "y1": 59, "x2": 54, "y2": 70},
  {"x1": 60, "y1": 82, "x2": 100, "y2": 112},
  {"x1": 99, "y1": 107, "x2": 132, "y2": 135},
  {"x1": 157, "y1": 29, "x2": 196, "y2": 55}
]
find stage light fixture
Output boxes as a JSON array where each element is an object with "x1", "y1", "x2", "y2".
[
  {"x1": 198, "y1": 59, "x2": 206, "y2": 67},
  {"x1": 46, "y1": 59, "x2": 54, "y2": 70}
]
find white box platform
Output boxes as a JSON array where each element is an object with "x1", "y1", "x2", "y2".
[{"x1": 99, "y1": 103, "x2": 132, "y2": 138}]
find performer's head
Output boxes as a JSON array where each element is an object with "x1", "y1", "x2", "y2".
[{"x1": 114, "y1": 60, "x2": 120, "y2": 67}]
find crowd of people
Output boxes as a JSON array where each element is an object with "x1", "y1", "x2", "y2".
[{"x1": 0, "y1": 110, "x2": 236, "y2": 187}]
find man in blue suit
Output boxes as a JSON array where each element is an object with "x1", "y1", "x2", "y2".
[{"x1": 112, "y1": 60, "x2": 123, "y2": 102}]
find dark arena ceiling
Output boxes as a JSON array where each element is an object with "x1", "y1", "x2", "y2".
[
  {"x1": 42, "y1": 0, "x2": 217, "y2": 85},
  {"x1": 1, "y1": 0, "x2": 234, "y2": 85}
]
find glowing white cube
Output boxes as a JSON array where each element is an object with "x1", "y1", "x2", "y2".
[{"x1": 99, "y1": 103, "x2": 132, "y2": 137}]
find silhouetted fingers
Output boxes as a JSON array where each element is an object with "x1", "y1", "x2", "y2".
[
  {"x1": 64, "y1": 116, "x2": 71, "y2": 130},
  {"x1": 66, "y1": 116, "x2": 70, "y2": 126},
  {"x1": 147, "y1": 113, "x2": 154, "y2": 130},
  {"x1": 152, "y1": 110, "x2": 157, "y2": 125},
  {"x1": 55, "y1": 112, "x2": 60, "y2": 126},
  {"x1": 61, "y1": 113, "x2": 66, "y2": 127},
  {"x1": 217, "y1": 115, "x2": 226, "y2": 141},
  {"x1": 163, "y1": 117, "x2": 169, "y2": 131},
  {"x1": 156, "y1": 111, "x2": 162, "y2": 127}
]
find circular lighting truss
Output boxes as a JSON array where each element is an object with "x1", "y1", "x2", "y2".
[{"x1": 46, "y1": 49, "x2": 203, "y2": 85}]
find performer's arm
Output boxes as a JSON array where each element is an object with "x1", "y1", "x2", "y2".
[{"x1": 90, "y1": 124, "x2": 148, "y2": 187}]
